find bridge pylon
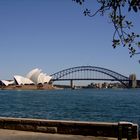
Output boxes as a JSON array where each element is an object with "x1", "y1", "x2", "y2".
[
  {"x1": 70, "y1": 80, "x2": 73, "y2": 89},
  {"x1": 129, "y1": 74, "x2": 137, "y2": 88}
]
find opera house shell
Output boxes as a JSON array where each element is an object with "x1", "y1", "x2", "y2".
[
  {"x1": 14, "y1": 75, "x2": 34, "y2": 85},
  {"x1": 26, "y1": 68, "x2": 52, "y2": 85},
  {"x1": 0, "y1": 68, "x2": 52, "y2": 86},
  {"x1": 0, "y1": 80, "x2": 15, "y2": 86}
]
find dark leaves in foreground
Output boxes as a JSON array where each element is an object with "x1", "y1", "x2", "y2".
[{"x1": 73, "y1": 0, "x2": 140, "y2": 58}]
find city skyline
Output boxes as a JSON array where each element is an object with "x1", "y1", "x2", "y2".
[{"x1": 0, "y1": 0, "x2": 140, "y2": 80}]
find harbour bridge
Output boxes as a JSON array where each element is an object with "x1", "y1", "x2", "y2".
[{"x1": 50, "y1": 66, "x2": 132, "y2": 88}]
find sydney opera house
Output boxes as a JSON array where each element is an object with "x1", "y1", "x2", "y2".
[{"x1": 0, "y1": 68, "x2": 53, "y2": 90}]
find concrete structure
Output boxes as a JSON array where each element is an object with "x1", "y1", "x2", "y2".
[
  {"x1": 129, "y1": 74, "x2": 137, "y2": 88},
  {"x1": 0, "y1": 129, "x2": 116, "y2": 140},
  {"x1": 0, "y1": 117, "x2": 138, "y2": 140}
]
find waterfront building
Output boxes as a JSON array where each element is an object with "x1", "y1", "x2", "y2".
[{"x1": 0, "y1": 68, "x2": 52, "y2": 87}]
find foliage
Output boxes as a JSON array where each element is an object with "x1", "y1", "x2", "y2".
[{"x1": 73, "y1": 0, "x2": 140, "y2": 58}]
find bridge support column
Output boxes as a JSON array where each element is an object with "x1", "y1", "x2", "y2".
[
  {"x1": 129, "y1": 74, "x2": 137, "y2": 88},
  {"x1": 70, "y1": 80, "x2": 73, "y2": 89}
]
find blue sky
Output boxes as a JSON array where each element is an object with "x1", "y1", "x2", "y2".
[{"x1": 0, "y1": 0, "x2": 140, "y2": 80}]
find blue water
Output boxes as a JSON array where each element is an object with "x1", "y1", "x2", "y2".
[{"x1": 0, "y1": 89, "x2": 140, "y2": 126}]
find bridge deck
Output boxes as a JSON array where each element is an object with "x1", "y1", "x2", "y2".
[{"x1": 51, "y1": 78, "x2": 130, "y2": 81}]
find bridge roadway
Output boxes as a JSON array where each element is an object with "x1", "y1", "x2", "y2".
[
  {"x1": 51, "y1": 78, "x2": 130, "y2": 81},
  {"x1": 0, "y1": 129, "x2": 116, "y2": 140}
]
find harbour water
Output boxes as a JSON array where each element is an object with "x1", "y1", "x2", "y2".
[{"x1": 0, "y1": 89, "x2": 140, "y2": 127}]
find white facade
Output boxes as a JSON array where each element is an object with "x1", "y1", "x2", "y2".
[
  {"x1": 0, "y1": 80, "x2": 15, "y2": 86},
  {"x1": 26, "y1": 68, "x2": 52, "y2": 85},
  {"x1": 26, "y1": 68, "x2": 42, "y2": 84},
  {"x1": 37, "y1": 73, "x2": 52, "y2": 84},
  {"x1": 1, "y1": 68, "x2": 52, "y2": 86},
  {"x1": 14, "y1": 75, "x2": 34, "y2": 85}
]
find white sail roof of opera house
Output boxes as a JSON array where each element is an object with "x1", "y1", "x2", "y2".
[
  {"x1": 0, "y1": 80, "x2": 15, "y2": 86},
  {"x1": 14, "y1": 75, "x2": 34, "y2": 85},
  {"x1": 26, "y1": 68, "x2": 52, "y2": 84},
  {"x1": 37, "y1": 73, "x2": 52, "y2": 84},
  {"x1": 0, "y1": 68, "x2": 52, "y2": 86}
]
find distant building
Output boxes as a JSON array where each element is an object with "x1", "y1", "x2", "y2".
[{"x1": 102, "y1": 82, "x2": 108, "y2": 88}]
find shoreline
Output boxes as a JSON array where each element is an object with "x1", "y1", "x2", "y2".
[{"x1": 0, "y1": 84, "x2": 60, "y2": 90}]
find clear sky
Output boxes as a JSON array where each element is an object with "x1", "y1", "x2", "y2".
[{"x1": 0, "y1": 0, "x2": 140, "y2": 80}]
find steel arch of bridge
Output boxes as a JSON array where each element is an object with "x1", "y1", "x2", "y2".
[{"x1": 50, "y1": 66, "x2": 129, "y2": 87}]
